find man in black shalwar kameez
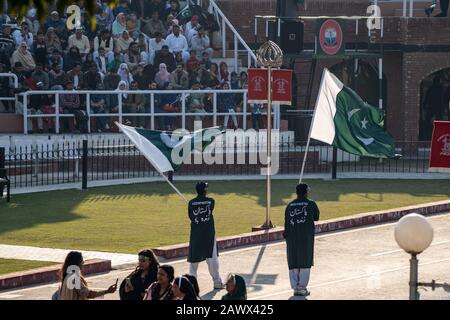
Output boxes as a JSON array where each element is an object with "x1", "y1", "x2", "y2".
[
  {"x1": 188, "y1": 182, "x2": 223, "y2": 289},
  {"x1": 284, "y1": 183, "x2": 320, "y2": 296}
]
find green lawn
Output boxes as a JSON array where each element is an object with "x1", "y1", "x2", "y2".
[
  {"x1": 0, "y1": 179, "x2": 449, "y2": 253},
  {"x1": 0, "y1": 258, "x2": 56, "y2": 276}
]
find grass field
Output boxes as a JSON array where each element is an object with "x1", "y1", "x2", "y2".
[
  {"x1": 0, "y1": 258, "x2": 56, "y2": 276},
  {"x1": 0, "y1": 179, "x2": 449, "y2": 253}
]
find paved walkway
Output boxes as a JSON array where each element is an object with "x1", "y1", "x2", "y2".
[
  {"x1": 0, "y1": 245, "x2": 136, "y2": 269},
  {"x1": 1, "y1": 212, "x2": 449, "y2": 300}
]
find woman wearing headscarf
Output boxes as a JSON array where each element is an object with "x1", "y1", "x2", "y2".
[
  {"x1": 64, "y1": 46, "x2": 82, "y2": 72},
  {"x1": 143, "y1": 265, "x2": 176, "y2": 300},
  {"x1": 45, "y1": 27, "x2": 62, "y2": 53},
  {"x1": 118, "y1": 63, "x2": 134, "y2": 87},
  {"x1": 171, "y1": 276, "x2": 198, "y2": 301},
  {"x1": 221, "y1": 274, "x2": 247, "y2": 300},
  {"x1": 112, "y1": 13, "x2": 127, "y2": 38},
  {"x1": 115, "y1": 30, "x2": 134, "y2": 54},
  {"x1": 154, "y1": 63, "x2": 171, "y2": 88},
  {"x1": 107, "y1": 80, "x2": 128, "y2": 122},
  {"x1": 11, "y1": 42, "x2": 36, "y2": 71},
  {"x1": 119, "y1": 249, "x2": 160, "y2": 300}
]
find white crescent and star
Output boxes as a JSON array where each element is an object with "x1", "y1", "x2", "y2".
[{"x1": 347, "y1": 109, "x2": 373, "y2": 146}]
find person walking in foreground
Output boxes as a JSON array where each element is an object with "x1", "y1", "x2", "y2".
[
  {"x1": 58, "y1": 251, "x2": 117, "y2": 300},
  {"x1": 284, "y1": 183, "x2": 320, "y2": 297},
  {"x1": 119, "y1": 249, "x2": 159, "y2": 300},
  {"x1": 187, "y1": 181, "x2": 223, "y2": 289},
  {"x1": 221, "y1": 273, "x2": 247, "y2": 300}
]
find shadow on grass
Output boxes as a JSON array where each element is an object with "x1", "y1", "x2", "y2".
[{"x1": 0, "y1": 179, "x2": 448, "y2": 236}]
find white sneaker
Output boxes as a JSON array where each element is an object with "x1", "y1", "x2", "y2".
[{"x1": 295, "y1": 289, "x2": 310, "y2": 297}]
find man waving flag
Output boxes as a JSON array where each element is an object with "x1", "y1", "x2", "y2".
[{"x1": 310, "y1": 68, "x2": 397, "y2": 158}]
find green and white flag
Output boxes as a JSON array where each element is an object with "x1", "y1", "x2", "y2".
[
  {"x1": 310, "y1": 68, "x2": 397, "y2": 158},
  {"x1": 116, "y1": 122, "x2": 224, "y2": 173}
]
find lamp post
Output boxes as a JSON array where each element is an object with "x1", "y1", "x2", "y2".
[
  {"x1": 394, "y1": 213, "x2": 434, "y2": 300},
  {"x1": 256, "y1": 40, "x2": 283, "y2": 229}
]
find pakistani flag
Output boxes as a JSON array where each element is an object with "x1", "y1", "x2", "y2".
[
  {"x1": 116, "y1": 123, "x2": 224, "y2": 173},
  {"x1": 310, "y1": 68, "x2": 397, "y2": 158}
]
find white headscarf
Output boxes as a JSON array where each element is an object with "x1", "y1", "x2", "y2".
[
  {"x1": 116, "y1": 80, "x2": 128, "y2": 99},
  {"x1": 117, "y1": 63, "x2": 134, "y2": 86}
]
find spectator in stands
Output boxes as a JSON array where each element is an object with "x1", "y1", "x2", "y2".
[
  {"x1": 165, "y1": 14, "x2": 176, "y2": 31},
  {"x1": 165, "y1": 0, "x2": 181, "y2": 20},
  {"x1": 124, "y1": 80, "x2": 145, "y2": 127},
  {"x1": 143, "y1": 265, "x2": 175, "y2": 300},
  {"x1": 12, "y1": 62, "x2": 26, "y2": 92},
  {"x1": 13, "y1": 21, "x2": 33, "y2": 48},
  {"x1": 142, "y1": 11, "x2": 166, "y2": 38},
  {"x1": 31, "y1": 63, "x2": 49, "y2": 90},
  {"x1": 201, "y1": 51, "x2": 212, "y2": 70},
  {"x1": 94, "y1": 29, "x2": 114, "y2": 61},
  {"x1": 154, "y1": 45, "x2": 176, "y2": 72},
  {"x1": 185, "y1": 15, "x2": 200, "y2": 43},
  {"x1": 155, "y1": 62, "x2": 171, "y2": 88},
  {"x1": 186, "y1": 50, "x2": 200, "y2": 74},
  {"x1": 114, "y1": 0, "x2": 132, "y2": 17},
  {"x1": 239, "y1": 71, "x2": 248, "y2": 89},
  {"x1": 84, "y1": 63, "x2": 102, "y2": 91},
  {"x1": 48, "y1": 49, "x2": 64, "y2": 70},
  {"x1": 45, "y1": 27, "x2": 62, "y2": 54},
  {"x1": 137, "y1": 33, "x2": 148, "y2": 53},
  {"x1": 104, "y1": 67, "x2": 121, "y2": 91},
  {"x1": 127, "y1": 13, "x2": 141, "y2": 39},
  {"x1": 207, "y1": 63, "x2": 220, "y2": 88},
  {"x1": 90, "y1": 82, "x2": 109, "y2": 132},
  {"x1": 108, "y1": 80, "x2": 128, "y2": 118},
  {"x1": 115, "y1": 30, "x2": 134, "y2": 54},
  {"x1": 64, "y1": 46, "x2": 82, "y2": 72},
  {"x1": 23, "y1": 70, "x2": 37, "y2": 91},
  {"x1": 82, "y1": 52, "x2": 96, "y2": 72},
  {"x1": 230, "y1": 71, "x2": 239, "y2": 89},
  {"x1": 45, "y1": 11, "x2": 65, "y2": 33},
  {"x1": 68, "y1": 27, "x2": 90, "y2": 59},
  {"x1": 149, "y1": 0, "x2": 167, "y2": 21},
  {"x1": 148, "y1": 31, "x2": 166, "y2": 64},
  {"x1": 218, "y1": 82, "x2": 238, "y2": 129},
  {"x1": 11, "y1": 42, "x2": 36, "y2": 71},
  {"x1": 134, "y1": 63, "x2": 155, "y2": 89},
  {"x1": 95, "y1": 47, "x2": 110, "y2": 78},
  {"x1": 204, "y1": 13, "x2": 220, "y2": 50},
  {"x1": 32, "y1": 31, "x2": 47, "y2": 67},
  {"x1": 193, "y1": 62, "x2": 211, "y2": 88},
  {"x1": 190, "y1": 26, "x2": 213, "y2": 59},
  {"x1": 158, "y1": 81, "x2": 179, "y2": 130},
  {"x1": 171, "y1": 276, "x2": 198, "y2": 301},
  {"x1": 251, "y1": 103, "x2": 263, "y2": 131},
  {"x1": 95, "y1": 5, "x2": 113, "y2": 32},
  {"x1": 125, "y1": 42, "x2": 147, "y2": 72},
  {"x1": 49, "y1": 63, "x2": 66, "y2": 88},
  {"x1": 130, "y1": 0, "x2": 153, "y2": 19},
  {"x1": 170, "y1": 63, "x2": 189, "y2": 89},
  {"x1": 187, "y1": 81, "x2": 207, "y2": 123},
  {"x1": 61, "y1": 81, "x2": 84, "y2": 133},
  {"x1": 174, "y1": 52, "x2": 184, "y2": 67},
  {"x1": 219, "y1": 61, "x2": 231, "y2": 83},
  {"x1": 112, "y1": 13, "x2": 128, "y2": 38},
  {"x1": 58, "y1": 251, "x2": 117, "y2": 300},
  {"x1": 118, "y1": 62, "x2": 134, "y2": 86},
  {"x1": 165, "y1": 24, "x2": 189, "y2": 63},
  {"x1": 28, "y1": 81, "x2": 45, "y2": 133},
  {"x1": 66, "y1": 62, "x2": 84, "y2": 90},
  {"x1": 0, "y1": 24, "x2": 15, "y2": 57},
  {"x1": 108, "y1": 51, "x2": 124, "y2": 72},
  {"x1": 25, "y1": 8, "x2": 40, "y2": 36}
]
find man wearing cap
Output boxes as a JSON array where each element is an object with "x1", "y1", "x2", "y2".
[
  {"x1": 185, "y1": 15, "x2": 200, "y2": 41},
  {"x1": 284, "y1": 183, "x2": 320, "y2": 297},
  {"x1": 188, "y1": 182, "x2": 223, "y2": 289},
  {"x1": 0, "y1": 24, "x2": 15, "y2": 55}
]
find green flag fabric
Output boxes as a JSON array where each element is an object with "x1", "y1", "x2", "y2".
[
  {"x1": 310, "y1": 68, "x2": 397, "y2": 158},
  {"x1": 117, "y1": 122, "x2": 224, "y2": 173}
]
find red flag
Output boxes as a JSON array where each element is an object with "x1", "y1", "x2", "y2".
[
  {"x1": 429, "y1": 121, "x2": 450, "y2": 172},
  {"x1": 272, "y1": 69, "x2": 293, "y2": 105},
  {"x1": 248, "y1": 68, "x2": 268, "y2": 103}
]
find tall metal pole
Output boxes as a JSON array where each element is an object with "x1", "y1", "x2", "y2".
[
  {"x1": 409, "y1": 254, "x2": 419, "y2": 300},
  {"x1": 256, "y1": 40, "x2": 283, "y2": 229}
]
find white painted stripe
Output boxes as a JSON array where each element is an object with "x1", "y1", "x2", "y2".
[
  {"x1": 370, "y1": 239, "x2": 450, "y2": 257},
  {"x1": 0, "y1": 293, "x2": 24, "y2": 299}
]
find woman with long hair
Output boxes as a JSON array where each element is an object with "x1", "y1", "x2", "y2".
[
  {"x1": 64, "y1": 46, "x2": 82, "y2": 72},
  {"x1": 219, "y1": 61, "x2": 231, "y2": 83},
  {"x1": 58, "y1": 251, "x2": 117, "y2": 300},
  {"x1": 171, "y1": 276, "x2": 198, "y2": 301},
  {"x1": 143, "y1": 265, "x2": 176, "y2": 300},
  {"x1": 119, "y1": 249, "x2": 160, "y2": 300}
]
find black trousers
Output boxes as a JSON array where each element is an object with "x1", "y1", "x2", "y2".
[{"x1": 436, "y1": 0, "x2": 449, "y2": 17}]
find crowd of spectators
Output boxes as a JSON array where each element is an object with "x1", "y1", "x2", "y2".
[{"x1": 0, "y1": 0, "x2": 263, "y2": 134}]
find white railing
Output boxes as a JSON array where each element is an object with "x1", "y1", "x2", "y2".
[
  {"x1": 0, "y1": 72, "x2": 18, "y2": 103},
  {"x1": 18, "y1": 89, "x2": 280, "y2": 134},
  {"x1": 378, "y1": 0, "x2": 436, "y2": 17},
  {"x1": 207, "y1": 0, "x2": 257, "y2": 70}
]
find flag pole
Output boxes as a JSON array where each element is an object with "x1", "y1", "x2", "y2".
[
  {"x1": 160, "y1": 172, "x2": 189, "y2": 204},
  {"x1": 298, "y1": 68, "x2": 328, "y2": 184}
]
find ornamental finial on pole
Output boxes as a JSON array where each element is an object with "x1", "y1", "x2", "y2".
[{"x1": 256, "y1": 40, "x2": 284, "y2": 68}]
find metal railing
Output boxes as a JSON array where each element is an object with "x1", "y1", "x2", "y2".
[
  {"x1": 1, "y1": 140, "x2": 433, "y2": 189},
  {"x1": 17, "y1": 88, "x2": 283, "y2": 134}
]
